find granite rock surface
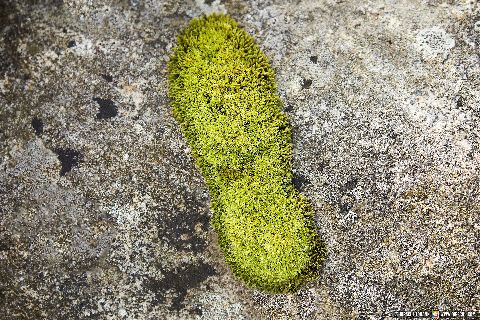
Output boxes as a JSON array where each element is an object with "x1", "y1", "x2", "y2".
[{"x1": 1, "y1": 0, "x2": 479, "y2": 319}]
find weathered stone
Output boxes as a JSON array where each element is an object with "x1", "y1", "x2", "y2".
[{"x1": 1, "y1": 0, "x2": 478, "y2": 319}]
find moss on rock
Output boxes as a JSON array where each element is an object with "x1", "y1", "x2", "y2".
[{"x1": 167, "y1": 14, "x2": 325, "y2": 293}]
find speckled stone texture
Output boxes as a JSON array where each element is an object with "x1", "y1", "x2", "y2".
[{"x1": 0, "y1": 0, "x2": 479, "y2": 319}]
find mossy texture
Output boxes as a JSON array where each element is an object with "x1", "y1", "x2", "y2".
[{"x1": 168, "y1": 14, "x2": 325, "y2": 293}]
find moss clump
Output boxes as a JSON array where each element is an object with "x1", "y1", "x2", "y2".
[{"x1": 167, "y1": 14, "x2": 325, "y2": 293}]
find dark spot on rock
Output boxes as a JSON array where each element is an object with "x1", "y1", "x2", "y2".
[
  {"x1": 284, "y1": 103, "x2": 293, "y2": 112},
  {"x1": 455, "y1": 96, "x2": 464, "y2": 108},
  {"x1": 170, "y1": 295, "x2": 185, "y2": 311},
  {"x1": 301, "y1": 78, "x2": 312, "y2": 89},
  {"x1": 293, "y1": 172, "x2": 311, "y2": 191},
  {"x1": 339, "y1": 202, "x2": 353, "y2": 215},
  {"x1": 190, "y1": 306, "x2": 203, "y2": 315},
  {"x1": 318, "y1": 160, "x2": 328, "y2": 172},
  {"x1": 101, "y1": 74, "x2": 113, "y2": 82},
  {"x1": 53, "y1": 148, "x2": 83, "y2": 176},
  {"x1": 310, "y1": 55, "x2": 318, "y2": 63},
  {"x1": 161, "y1": 194, "x2": 210, "y2": 252},
  {"x1": 0, "y1": 286, "x2": 4, "y2": 302},
  {"x1": 157, "y1": 127, "x2": 165, "y2": 136},
  {"x1": 388, "y1": 130, "x2": 398, "y2": 140},
  {"x1": 31, "y1": 117, "x2": 43, "y2": 136},
  {"x1": 67, "y1": 40, "x2": 76, "y2": 48},
  {"x1": 204, "y1": 0, "x2": 215, "y2": 5},
  {"x1": 146, "y1": 262, "x2": 216, "y2": 310},
  {"x1": 93, "y1": 97, "x2": 118, "y2": 119},
  {"x1": 343, "y1": 176, "x2": 358, "y2": 191},
  {"x1": 467, "y1": 150, "x2": 474, "y2": 160},
  {"x1": 0, "y1": 236, "x2": 12, "y2": 251}
]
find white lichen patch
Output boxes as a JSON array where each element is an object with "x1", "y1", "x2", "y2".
[
  {"x1": 71, "y1": 36, "x2": 95, "y2": 57},
  {"x1": 195, "y1": 291, "x2": 246, "y2": 320},
  {"x1": 415, "y1": 26, "x2": 455, "y2": 60},
  {"x1": 192, "y1": 0, "x2": 226, "y2": 16}
]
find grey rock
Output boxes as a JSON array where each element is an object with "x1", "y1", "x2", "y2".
[{"x1": 1, "y1": 0, "x2": 479, "y2": 319}]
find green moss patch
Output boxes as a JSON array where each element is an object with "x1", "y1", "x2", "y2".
[{"x1": 167, "y1": 14, "x2": 325, "y2": 293}]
